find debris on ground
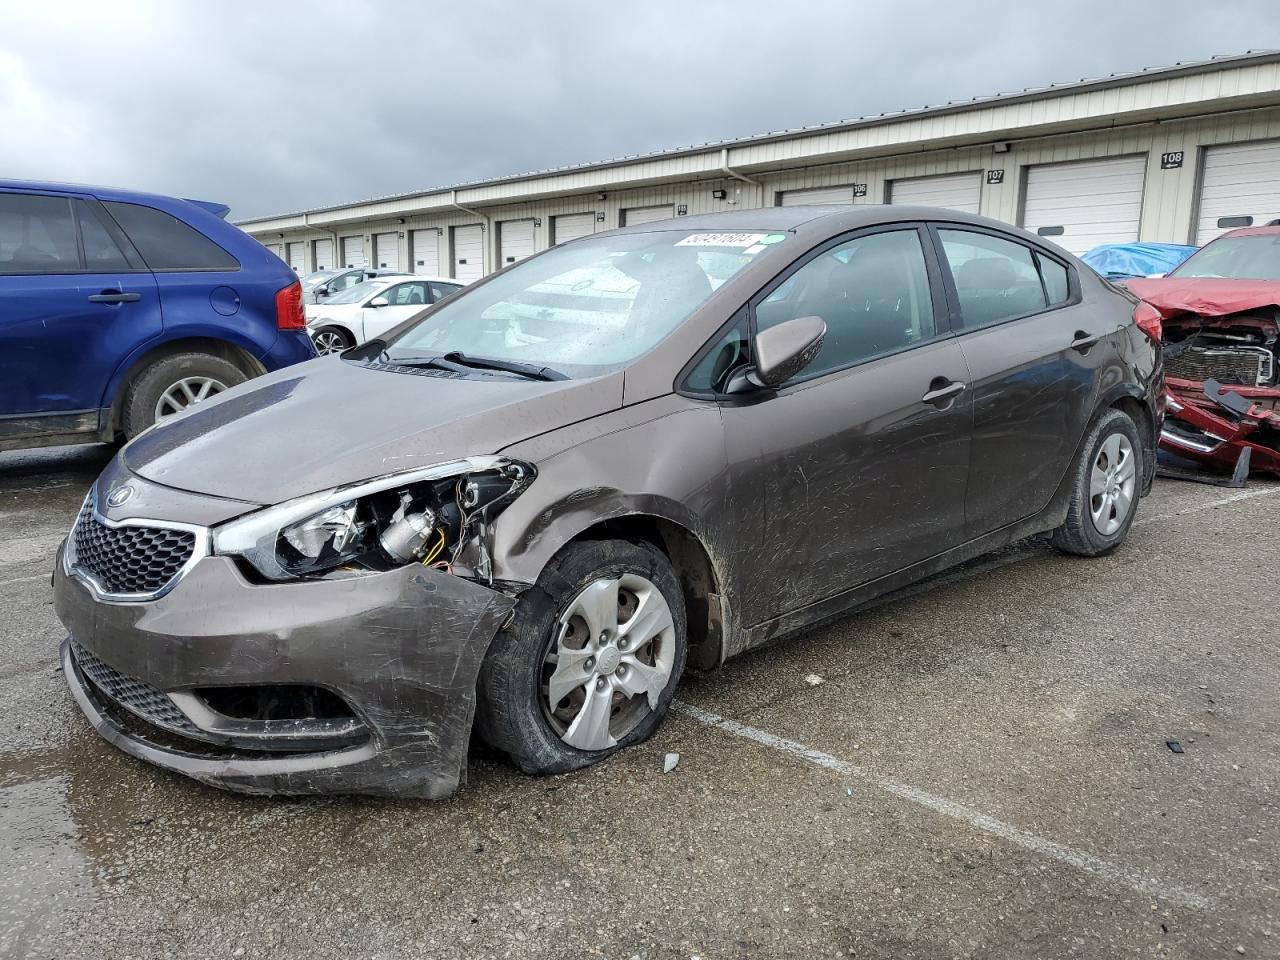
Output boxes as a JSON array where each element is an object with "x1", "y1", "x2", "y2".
[
  {"x1": 1167, "y1": 740, "x2": 1185, "y2": 754},
  {"x1": 663, "y1": 753, "x2": 680, "y2": 773},
  {"x1": 804, "y1": 674, "x2": 825, "y2": 687}
]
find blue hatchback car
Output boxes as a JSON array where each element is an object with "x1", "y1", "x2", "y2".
[{"x1": 0, "y1": 180, "x2": 315, "y2": 451}]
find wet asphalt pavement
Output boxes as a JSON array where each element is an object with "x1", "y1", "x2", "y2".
[{"x1": 1, "y1": 443, "x2": 1277, "y2": 960}]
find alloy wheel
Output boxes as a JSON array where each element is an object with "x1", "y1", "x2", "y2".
[
  {"x1": 153, "y1": 376, "x2": 227, "y2": 421},
  {"x1": 540, "y1": 574, "x2": 676, "y2": 751},
  {"x1": 312, "y1": 330, "x2": 349, "y2": 355},
  {"x1": 1089, "y1": 432, "x2": 1136, "y2": 536}
]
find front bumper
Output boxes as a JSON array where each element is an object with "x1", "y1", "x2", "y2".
[{"x1": 54, "y1": 545, "x2": 515, "y2": 798}]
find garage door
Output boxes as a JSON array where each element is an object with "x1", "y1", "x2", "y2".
[
  {"x1": 553, "y1": 212, "x2": 595, "y2": 244},
  {"x1": 499, "y1": 219, "x2": 536, "y2": 266},
  {"x1": 411, "y1": 230, "x2": 440, "y2": 275},
  {"x1": 313, "y1": 238, "x2": 333, "y2": 271},
  {"x1": 374, "y1": 232, "x2": 400, "y2": 271},
  {"x1": 779, "y1": 185, "x2": 857, "y2": 206},
  {"x1": 889, "y1": 172, "x2": 982, "y2": 213},
  {"x1": 452, "y1": 224, "x2": 484, "y2": 282},
  {"x1": 340, "y1": 235, "x2": 366, "y2": 269},
  {"x1": 621, "y1": 205, "x2": 674, "y2": 226},
  {"x1": 1195, "y1": 140, "x2": 1280, "y2": 244},
  {"x1": 1021, "y1": 155, "x2": 1146, "y2": 255},
  {"x1": 286, "y1": 241, "x2": 304, "y2": 274},
  {"x1": 265, "y1": 242, "x2": 283, "y2": 259}
]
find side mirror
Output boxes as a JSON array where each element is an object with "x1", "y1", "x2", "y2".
[
  {"x1": 728, "y1": 315, "x2": 826, "y2": 392},
  {"x1": 368, "y1": 296, "x2": 389, "y2": 308},
  {"x1": 315, "y1": 285, "x2": 329, "y2": 297}
]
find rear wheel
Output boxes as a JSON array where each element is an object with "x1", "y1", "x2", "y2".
[
  {"x1": 1050, "y1": 408, "x2": 1142, "y2": 557},
  {"x1": 122, "y1": 352, "x2": 246, "y2": 439},
  {"x1": 311, "y1": 326, "x2": 353, "y2": 355},
  {"x1": 476, "y1": 539, "x2": 687, "y2": 775}
]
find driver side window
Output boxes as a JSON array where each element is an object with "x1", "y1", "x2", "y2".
[
  {"x1": 755, "y1": 229, "x2": 935, "y2": 381},
  {"x1": 383, "y1": 282, "x2": 428, "y2": 306}
]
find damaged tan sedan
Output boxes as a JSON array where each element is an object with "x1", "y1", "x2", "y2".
[{"x1": 54, "y1": 207, "x2": 1161, "y2": 797}]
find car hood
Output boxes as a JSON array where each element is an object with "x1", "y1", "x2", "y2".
[
  {"x1": 1125, "y1": 277, "x2": 1280, "y2": 318},
  {"x1": 123, "y1": 356, "x2": 625, "y2": 505}
]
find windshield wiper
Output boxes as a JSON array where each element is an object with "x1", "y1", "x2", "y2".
[{"x1": 435, "y1": 351, "x2": 567, "y2": 381}]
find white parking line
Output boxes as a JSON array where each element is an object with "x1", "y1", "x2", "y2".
[
  {"x1": 1133, "y1": 483, "x2": 1280, "y2": 527},
  {"x1": 668, "y1": 484, "x2": 1280, "y2": 912},
  {"x1": 675, "y1": 703, "x2": 1212, "y2": 910},
  {"x1": 0, "y1": 574, "x2": 47, "y2": 587}
]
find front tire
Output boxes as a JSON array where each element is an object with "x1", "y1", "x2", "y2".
[
  {"x1": 1050, "y1": 408, "x2": 1142, "y2": 557},
  {"x1": 476, "y1": 539, "x2": 687, "y2": 775},
  {"x1": 311, "y1": 326, "x2": 354, "y2": 355},
  {"x1": 122, "y1": 352, "x2": 246, "y2": 439}
]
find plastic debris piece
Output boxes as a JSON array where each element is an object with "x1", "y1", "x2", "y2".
[
  {"x1": 1167, "y1": 740, "x2": 1184, "y2": 754},
  {"x1": 804, "y1": 674, "x2": 825, "y2": 686},
  {"x1": 663, "y1": 752, "x2": 680, "y2": 773}
]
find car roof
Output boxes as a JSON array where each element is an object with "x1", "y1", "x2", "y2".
[
  {"x1": 606, "y1": 203, "x2": 1022, "y2": 241},
  {"x1": 1214, "y1": 224, "x2": 1280, "y2": 239},
  {"x1": 0, "y1": 177, "x2": 228, "y2": 216}
]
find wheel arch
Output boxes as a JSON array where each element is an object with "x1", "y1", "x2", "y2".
[
  {"x1": 532, "y1": 510, "x2": 728, "y2": 672},
  {"x1": 1097, "y1": 383, "x2": 1158, "y2": 493},
  {"x1": 106, "y1": 337, "x2": 266, "y2": 437}
]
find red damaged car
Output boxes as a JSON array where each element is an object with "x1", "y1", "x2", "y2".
[{"x1": 1127, "y1": 225, "x2": 1280, "y2": 478}]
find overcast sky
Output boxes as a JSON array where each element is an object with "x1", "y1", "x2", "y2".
[{"x1": 3, "y1": 1, "x2": 1278, "y2": 219}]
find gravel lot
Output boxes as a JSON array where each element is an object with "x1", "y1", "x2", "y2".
[{"x1": 2, "y1": 443, "x2": 1277, "y2": 960}]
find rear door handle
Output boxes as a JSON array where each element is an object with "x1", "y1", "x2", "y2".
[
  {"x1": 921, "y1": 378, "x2": 967, "y2": 408},
  {"x1": 87, "y1": 291, "x2": 140, "y2": 304},
  {"x1": 1070, "y1": 330, "x2": 1102, "y2": 353}
]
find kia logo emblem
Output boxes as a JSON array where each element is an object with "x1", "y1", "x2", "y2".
[{"x1": 106, "y1": 484, "x2": 135, "y2": 508}]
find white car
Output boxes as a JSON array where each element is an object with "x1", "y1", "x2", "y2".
[{"x1": 306, "y1": 275, "x2": 466, "y2": 354}]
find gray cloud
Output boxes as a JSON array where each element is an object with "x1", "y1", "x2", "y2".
[{"x1": 2, "y1": 0, "x2": 1277, "y2": 219}]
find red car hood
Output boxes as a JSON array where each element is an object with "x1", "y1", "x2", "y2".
[{"x1": 1125, "y1": 277, "x2": 1280, "y2": 318}]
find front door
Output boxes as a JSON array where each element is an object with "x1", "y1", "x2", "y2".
[
  {"x1": 717, "y1": 226, "x2": 972, "y2": 628},
  {"x1": 360, "y1": 280, "x2": 430, "y2": 340},
  {"x1": 0, "y1": 192, "x2": 160, "y2": 441}
]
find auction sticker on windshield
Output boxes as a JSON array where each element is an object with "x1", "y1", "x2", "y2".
[{"x1": 676, "y1": 233, "x2": 767, "y2": 247}]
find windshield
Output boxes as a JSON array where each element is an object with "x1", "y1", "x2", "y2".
[
  {"x1": 302, "y1": 270, "x2": 338, "y2": 288},
  {"x1": 385, "y1": 229, "x2": 784, "y2": 373},
  {"x1": 1172, "y1": 234, "x2": 1280, "y2": 280},
  {"x1": 325, "y1": 279, "x2": 389, "y2": 305}
]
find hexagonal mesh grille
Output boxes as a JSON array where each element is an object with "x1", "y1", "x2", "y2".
[
  {"x1": 71, "y1": 504, "x2": 195, "y2": 596},
  {"x1": 70, "y1": 640, "x2": 199, "y2": 734}
]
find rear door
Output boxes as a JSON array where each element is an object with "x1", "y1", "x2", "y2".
[
  {"x1": 714, "y1": 225, "x2": 971, "y2": 627},
  {"x1": 929, "y1": 224, "x2": 1107, "y2": 536},
  {"x1": 0, "y1": 191, "x2": 160, "y2": 442}
]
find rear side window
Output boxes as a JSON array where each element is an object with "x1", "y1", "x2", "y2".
[
  {"x1": 0, "y1": 193, "x2": 79, "y2": 274},
  {"x1": 103, "y1": 201, "x2": 239, "y2": 271},
  {"x1": 429, "y1": 281, "x2": 462, "y2": 301},
  {"x1": 937, "y1": 229, "x2": 1048, "y2": 328},
  {"x1": 1037, "y1": 253, "x2": 1070, "y2": 305},
  {"x1": 75, "y1": 201, "x2": 135, "y2": 271}
]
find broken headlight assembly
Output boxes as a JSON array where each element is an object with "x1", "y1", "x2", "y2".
[{"x1": 210, "y1": 456, "x2": 534, "y2": 582}]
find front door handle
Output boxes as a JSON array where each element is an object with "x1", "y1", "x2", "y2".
[
  {"x1": 87, "y1": 291, "x2": 141, "y2": 304},
  {"x1": 1070, "y1": 330, "x2": 1102, "y2": 353},
  {"x1": 921, "y1": 378, "x2": 966, "y2": 408}
]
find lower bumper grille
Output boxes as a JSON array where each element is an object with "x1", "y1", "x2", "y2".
[
  {"x1": 1165, "y1": 346, "x2": 1273, "y2": 386},
  {"x1": 70, "y1": 640, "x2": 199, "y2": 735}
]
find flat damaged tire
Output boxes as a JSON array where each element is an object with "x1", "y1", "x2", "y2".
[
  {"x1": 476, "y1": 539, "x2": 687, "y2": 776},
  {"x1": 1051, "y1": 408, "x2": 1142, "y2": 557}
]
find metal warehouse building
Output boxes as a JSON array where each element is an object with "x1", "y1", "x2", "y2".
[{"x1": 241, "y1": 50, "x2": 1280, "y2": 279}]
